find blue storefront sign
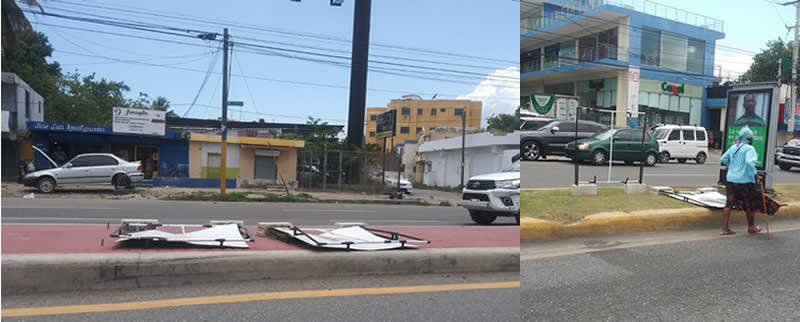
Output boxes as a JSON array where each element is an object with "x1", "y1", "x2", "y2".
[{"x1": 28, "y1": 122, "x2": 110, "y2": 134}]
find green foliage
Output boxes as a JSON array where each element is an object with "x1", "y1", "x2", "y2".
[
  {"x1": 739, "y1": 38, "x2": 794, "y2": 84},
  {"x1": 486, "y1": 106, "x2": 521, "y2": 133},
  {"x1": 2, "y1": 30, "x2": 178, "y2": 126}
]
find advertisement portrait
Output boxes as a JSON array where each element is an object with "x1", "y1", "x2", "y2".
[{"x1": 724, "y1": 90, "x2": 772, "y2": 169}]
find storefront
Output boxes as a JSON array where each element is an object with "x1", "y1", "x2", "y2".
[{"x1": 28, "y1": 121, "x2": 188, "y2": 179}]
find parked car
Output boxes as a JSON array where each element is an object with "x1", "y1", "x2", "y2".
[
  {"x1": 777, "y1": 138, "x2": 800, "y2": 171},
  {"x1": 520, "y1": 119, "x2": 607, "y2": 161},
  {"x1": 651, "y1": 125, "x2": 709, "y2": 164},
  {"x1": 459, "y1": 159, "x2": 520, "y2": 225},
  {"x1": 23, "y1": 150, "x2": 144, "y2": 193},
  {"x1": 565, "y1": 128, "x2": 659, "y2": 166},
  {"x1": 520, "y1": 117, "x2": 555, "y2": 133},
  {"x1": 385, "y1": 176, "x2": 413, "y2": 194}
]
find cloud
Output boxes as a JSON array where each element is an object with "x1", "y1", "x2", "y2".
[{"x1": 458, "y1": 67, "x2": 520, "y2": 128}]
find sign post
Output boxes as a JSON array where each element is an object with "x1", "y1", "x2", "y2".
[{"x1": 376, "y1": 110, "x2": 396, "y2": 186}]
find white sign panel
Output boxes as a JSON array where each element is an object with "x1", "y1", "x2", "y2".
[
  {"x1": 113, "y1": 107, "x2": 165, "y2": 136},
  {"x1": 1, "y1": 110, "x2": 9, "y2": 132},
  {"x1": 627, "y1": 67, "x2": 640, "y2": 116}
]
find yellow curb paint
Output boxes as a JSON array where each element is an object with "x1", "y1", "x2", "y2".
[
  {"x1": 1, "y1": 281, "x2": 521, "y2": 318},
  {"x1": 521, "y1": 203, "x2": 800, "y2": 241}
]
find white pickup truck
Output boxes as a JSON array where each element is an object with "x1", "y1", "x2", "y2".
[{"x1": 459, "y1": 159, "x2": 521, "y2": 225}]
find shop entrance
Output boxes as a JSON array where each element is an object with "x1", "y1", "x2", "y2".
[{"x1": 111, "y1": 144, "x2": 159, "y2": 179}]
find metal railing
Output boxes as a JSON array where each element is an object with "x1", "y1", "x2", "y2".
[{"x1": 520, "y1": 0, "x2": 723, "y2": 35}]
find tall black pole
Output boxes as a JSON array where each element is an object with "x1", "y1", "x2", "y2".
[
  {"x1": 220, "y1": 28, "x2": 229, "y2": 195},
  {"x1": 574, "y1": 107, "x2": 580, "y2": 186},
  {"x1": 460, "y1": 109, "x2": 466, "y2": 188},
  {"x1": 345, "y1": 0, "x2": 372, "y2": 147},
  {"x1": 638, "y1": 111, "x2": 647, "y2": 184}
]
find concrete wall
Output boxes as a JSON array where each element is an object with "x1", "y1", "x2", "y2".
[
  {"x1": 189, "y1": 141, "x2": 202, "y2": 178},
  {"x1": 422, "y1": 145, "x2": 518, "y2": 187},
  {"x1": 239, "y1": 148, "x2": 255, "y2": 180},
  {"x1": 276, "y1": 148, "x2": 297, "y2": 183}
]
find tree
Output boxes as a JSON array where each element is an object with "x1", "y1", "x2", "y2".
[
  {"x1": 48, "y1": 73, "x2": 129, "y2": 125},
  {"x1": 1, "y1": 0, "x2": 43, "y2": 51},
  {"x1": 486, "y1": 107, "x2": 521, "y2": 133},
  {"x1": 739, "y1": 38, "x2": 794, "y2": 84}
]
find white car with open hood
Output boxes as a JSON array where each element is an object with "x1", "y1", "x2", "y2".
[
  {"x1": 23, "y1": 147, "x2": 144, "y2": 193},
  {"x1": 459, "y1": 159, "x2": 521, "y2": 225}
]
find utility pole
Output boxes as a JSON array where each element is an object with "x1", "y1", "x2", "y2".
[
  {"x1": 460, "y1": 106, "x2": 466, "y2": 188},
  {"x1": 345, "y1": 0, "x2": 372, "y2": 148},
  {"x1": 220, "y1": 28, "x2": 230, "y2": 195},
  {"x1": 783, "y1": 1, "x2": 800, "y2": 140}
]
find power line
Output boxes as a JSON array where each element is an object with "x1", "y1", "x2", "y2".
[{"x1": 183, "y1": 45, "x2": 221, "y2": 117}]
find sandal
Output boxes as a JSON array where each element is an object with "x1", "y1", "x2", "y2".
[
  {"x1": 748, "y1": 225, "x2": 763, "y2": 234},
  {"x1": 720, "y1": 230, "x2": 736, "y2": 236}
]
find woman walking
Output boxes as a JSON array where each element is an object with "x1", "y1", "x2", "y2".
[{"x1": 719, "y1": 127, "x2": 781, "y2": 236}]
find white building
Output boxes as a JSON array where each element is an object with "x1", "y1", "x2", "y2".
[{"x1": 418, "y1": 131, "x2": 519, "y2": 187}]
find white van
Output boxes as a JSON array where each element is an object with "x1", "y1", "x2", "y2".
[{"x1": 652, "y1": 125, "x2": 709, "y2": 164}]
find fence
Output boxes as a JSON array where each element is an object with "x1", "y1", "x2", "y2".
[{"x1": 296, "y1": 148, "x2": 404, "y2": 193}]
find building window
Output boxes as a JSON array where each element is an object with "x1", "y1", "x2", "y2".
[
  {"x1": 431, "y1": 109, "x2": 437, "y2": 116},
  {"x1": 416, "y1": 127, "x2": 422, "y2": 134},
  {"x1": 417, "y1": 108, "x2": 423, "y2": 115},
  {"x1": 641, "y1": 28, "x2": 661, "y2": 67},
  {"x1": 454, "y1": 108, "x2": 464, "y2": 116},
  {"x1": 369, "y1": 131, "x2": 376, "y2": 137},
  {"x1": 25, "y1": 90, "x2": 30, "y2": 118},
  {"x1": 400, "y1": 127, "x2": 410, "y2": 134},
  {"x1": 38, "y1": 101, "x2": 42, "y2": 114},
  {"x1": 687, "y1": 38, "x2": 705, "y2": 74},
  {"x1": 597, "y1": 28, "x2": 617, "y2": 60},
  {"x1": 521, "y1": 48, "x2": 541, "y2": 73},
  {"x1": 578, "y1": 35, "x2": 597, "y2": 62},
  {"x1": 401, "y1": 107, "x2": 410, "y2": 115},
  {"x1": 440, "y1": 108, "x2": 446, "y2": 112},
  {"x1": 370, "y1": 114, "x2": 377, "y2": 120},
  {"x1": 559, "y1": 40, "x2": 576, "y2": 66},
  {"x1": 661, "y1": 32, "x2": 689, "y2": 72},
  {"x1": 543, "y1": 43, "x2": 560, "y2": 69}
]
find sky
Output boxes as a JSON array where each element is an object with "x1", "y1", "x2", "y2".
[
  {"x1": 662, "y1": 0, "x2": 800, "y2": 82},
  {"x1": 24, "y1": 0, "x2": 520, "y2": 131}
]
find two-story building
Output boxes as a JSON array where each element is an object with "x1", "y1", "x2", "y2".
[
  {"x1": 2, "y1": 72, "x2": 45, "y2": 181},
  {"x1": 521, "y1": 0, "x2": 724, "y2": 129}
]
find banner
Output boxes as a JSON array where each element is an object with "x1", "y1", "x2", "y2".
[
  {"x1": 113, "y1": 107, "x2": 165, "y2": 136},
  {"x1": 531, "y1": 95, "x2": 555, "y2": 117},
  {"x1": 627, "y1": 67, "x2": 640, "y2": 116},
  {"x1": 724, "y1": 89, "x2": 772, "y2": 169}
]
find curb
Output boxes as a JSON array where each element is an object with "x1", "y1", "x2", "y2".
[
  {"x1": 521, "y1": 202, "x2": 800, "y2": 241},
  {"x1": 1, "y1": 247, "x2": 519, "y2": 295}
]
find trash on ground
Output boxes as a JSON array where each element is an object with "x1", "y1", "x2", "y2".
[
  {"x1": 658, "y1": 187, "x2": 726, "y2": 209},
  {"x1": 268, "y1": 223, "x2": 429, "y2": 251},
  {"x1": 111, "y1": 219, "x2": 255, "y2": 248},
  {"x1": 23, "y1": 193, "x2": 35, "y2": 199}
]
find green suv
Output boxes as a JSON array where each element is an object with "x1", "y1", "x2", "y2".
[{"x1": 565, "y1": 128, "x2": 659, "y2": 166}]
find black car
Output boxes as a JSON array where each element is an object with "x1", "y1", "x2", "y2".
[{"x1": 520, "y1": 120, "x2": 607, "y2": 161}]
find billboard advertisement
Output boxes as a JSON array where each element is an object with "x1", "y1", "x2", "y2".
[
  {"x1": 723, "y1": 88, "x2": 772, "y2": 169},
  {"x1": 112, "y1": 107, "x2": 165, "y2": 136},
  {"x1": 376, "y1": 109, "x2": 396, "y2": 139}
]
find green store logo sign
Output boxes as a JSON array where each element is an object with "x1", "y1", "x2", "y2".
[
  {"x1": 530, "y1": 95, "x2": 555, "y2": 115},
  {"x1": 661, "y1": 82, "x2": 684, "y2": 96}
]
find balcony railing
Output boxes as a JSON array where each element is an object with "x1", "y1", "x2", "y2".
[
  {"x1": 521, "y1": 44, "x2": 621, "y2": 74},
  {"x1": 520, "y1": 0, "x2": 723, "y2": 35}
]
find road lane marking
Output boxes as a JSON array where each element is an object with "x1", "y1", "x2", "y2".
[
  {"x1": 282, "y1": 209, "x2": 377, "y2": 213},
  {"x1": 1, "y1": 281, "x2": 520, "y2": 317},
  {"x1": 1, "y1": 206, "x2": 120, "y2": 210},
  {"x1": 522, "y1": 225, "x2": 800, "y2": 261}
]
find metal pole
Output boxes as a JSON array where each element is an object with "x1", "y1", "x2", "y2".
[
  {"x1": 382, "y1": 137, "x2": 386, "y2": 184},
  {"x1": 574, "y1": 106, "x2": 579, "y2": 186},
  {"x1": 322, "y1": 143, "x2": 328, "y2": 191},
  {"x1": 345, "y1": 0, "x2": 372, "y2": 148},
  {"x1": 220, "y1": 28, "x2": 229, "y2": 195},
  {"x1": 338, "y1": 150, "x2": 343, "y2": 191},
  {"x1": 608, "y1": 111, "x2": 614, "y2": 183},
  {"x1": 792, "y1": 3, "x2": 799, "y2": 139},
  {"x1": 460, "y1": 108, "x2": 466, "y2": 188},
  {"x1": 639, "y1": 111, "x2": 647, "y2": 184}
]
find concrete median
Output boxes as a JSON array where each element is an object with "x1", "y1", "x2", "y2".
[
  {"x1": 1, "y1": 247, "x2": 519, "y2": 295},
  {"x1": 522, "y1": 202, "x2": 800, "y2": 241}
]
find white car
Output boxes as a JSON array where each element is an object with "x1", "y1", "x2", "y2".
[
  {"x1": 777, "y1": 138, "x2": 800, "y2": 171},
  {"x1": 652, "y1": 125, "x2": 709, "y2": 164},
  {"x1": 23, "y1": 150, "x2": 144, "y2": 193},
  {"x1": 385, "y1": 176, "x2": 413, "y2": 194},
  {"x1": 459, "y1": 159, "x2": 521, "y2": 225}
]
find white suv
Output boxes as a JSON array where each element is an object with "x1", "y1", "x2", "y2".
[
  {"x1": 459, "y1": 159, "x2": 520, "y2": 225},
  {"x1": 652, "y1": 125, "x2": 709, "y2": 164}
]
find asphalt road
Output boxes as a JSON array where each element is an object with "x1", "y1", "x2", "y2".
[
  {"x1": 521, "y1": 221, "x2": 800, "y2": 321},
  {"x1": 522, "y1": 154, "x2": 800, "y2": 188},
  {"x1": 2, "y1": 272, "x2": 520, "y2": 322},
  {"x1": 0, "y1": 198, "x2": 518, "y2": 226}
]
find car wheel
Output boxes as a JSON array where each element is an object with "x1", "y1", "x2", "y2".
[
  {"x1": 515, "y1": 214, "x2": 520, "y2": 225},
  {"x1": 779, "y1": 162, "x2": 793, "y2": 171},
  {"x1": 591, "y1": 150, "x2": 607, "y2": 166},
  {"x1": 659, "y1": 151, "x2": 670, "y2": 163},
  {"x1": 522, "y1": 141, "x2": 541, "y2": 161},
  {"x1": 469, "y1": 211, "x2": 497, "y2": 225},
  {"x1": 37, "y1": 177, "x2": 56, "y2": 193},
  {"x1": 113, "y1": 174, "x2": 132, "y2": 190},
  {"x1": 695, "y1": 152, "x2": 707, "y2": 165},
  {"x1": 677, "y1": 158, "x2": 687, "y2": 164},
  {"x1": 646, "y1": 152, "x2": 658, "y2": 167}
]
